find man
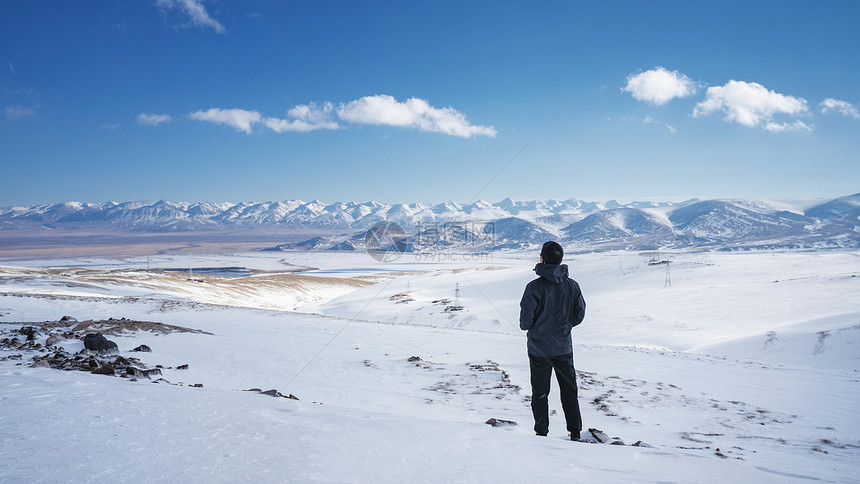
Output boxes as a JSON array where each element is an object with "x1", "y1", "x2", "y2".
[{"x1": 519, "y1": 241, "x2": 586, "y2": 440}]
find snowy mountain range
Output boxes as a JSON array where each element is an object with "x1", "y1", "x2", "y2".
[{"x1": 1, "y1": 193, "x2": 858, "y2": 251}]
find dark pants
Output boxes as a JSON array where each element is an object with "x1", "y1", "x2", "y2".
[{"x1": 529, "y1": 353, "x2": 582, "y2": 436}]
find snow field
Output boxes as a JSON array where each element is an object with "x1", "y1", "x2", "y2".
[{"x1": 1, "y1": 249, "x2": 858, "y2": 482}]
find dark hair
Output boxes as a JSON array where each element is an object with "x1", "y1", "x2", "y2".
[{"x1": 540, "y1": 241, "x2": 564, "y2": 265}]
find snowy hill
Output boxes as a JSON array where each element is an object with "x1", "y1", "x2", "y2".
[
  {"x1": 562, "y1": 208, "x2": 676, "y2": 250},
  {"x1": 1, "y1": 194, "x2": 859, "y2": 250}
]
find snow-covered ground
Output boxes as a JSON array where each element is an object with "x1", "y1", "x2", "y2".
[{"x1": 1, "y1": 249, "x2": 858, "y2": 483}]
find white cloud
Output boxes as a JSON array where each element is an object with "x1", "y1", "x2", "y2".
[
  {"x1": 187, "y1": 95, "x2": 496, "y2": 138},
  {"x1": 337, "y1": 95, "x2": 497, "y2": 138},
  {"x1": 693, "y1": 80, "x2": 810, "y2": 132},
  {"x1": 622, "y1": 67, "x2": 697, "y2": 105},
  {"x1": 156, "y1": 0, "x2": 225, "y2": 34},
  {"x1": 265, "y1": 102, "x2": 340, "y2": 133},
  {"x1": 820, "y1": 98, "x2": 859, "y2": 119},
  {"x1": 642, "y1": 115, "x2": 677, "y2": 135},
  {"x1": 137, "y1": 113, "x2": 172, "y2": 126},
  {"x1": 764, "y1": 121, "x2": 813, "y2": 133},
  {"x1": 189, "y1": 108, "x2": 261, "y2": 134},
  {"x1": 4, "y1": 105, "x2": 35, "y2": 120},
  {"x1": 189, "y1": 104, "x2": 340, "y2": 134}
]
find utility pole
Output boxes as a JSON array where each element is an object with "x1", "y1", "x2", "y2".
[{"x1": 664, "y1": 261, "x2": 672, "y2": 288}]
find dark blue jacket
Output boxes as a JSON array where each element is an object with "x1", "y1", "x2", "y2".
[{"x1": 519, "y1": 263, "x2": 586, "y2": 356}]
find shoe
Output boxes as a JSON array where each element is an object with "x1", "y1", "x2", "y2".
[
  {"x1": 570, "y1": 432, "x2": 580, "y2": 441},
  {"x1": 536, "y1": 432, "x2": 548, "y2": 437}
]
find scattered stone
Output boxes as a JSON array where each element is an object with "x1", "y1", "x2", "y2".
[
  {"x1": 189, "y1": 383, "x2": 203, "y2": 388},
  {"x1": 59, "y1": 316, "x2": 77, "y2": 322},
  {"x1": 19, "y1": 326, "x2": 40, "y2": 341},
  {"x1": 176, "y1": 364, "x2": 189, "y2": 370},
  {"x1": 71, "y1": 320, "x2": 96, "y2": 332},
  {"x1": 83, "y1": 333, "x2": 119, "y2": 354},
  {"x1": 390, "y1": 292, "x2": 415, "y2": 303},
  {"x1": 589, "y1": 428, "x2": 611, "y2": 443},
  {"x1": 485, "y1": 418, "x2": 518, "y2": 427},
  {"x1": 257, "y1": 389, "x2": 299, "y2": 400},
  {"x1": 631, "y1": 441, "x2": 653, "y2": 448},
  {"x1": 131, "y1": 345, "x2": 152, "y2": 353},
  {"x1": 115, "y1": 356, "x2": 130, "y2": 366},
  {"x1": 29, "y1": 360, "x2": 51, "y2": 368},
  {"x1": 126, "y1": 366, "x2": 149, "y2": 378},
  {"x1": 611, "y1": 440, "x2": 626, "y2": 445},
  {"x1": 45, "y1": 334, "x2": 64, "y2": 347},
  {"x1": 407, "y1": 356, "x2": 422, "y2": 362},
  {"x1": 92, "y1": 364, "x2": 115, "y2": 375}
]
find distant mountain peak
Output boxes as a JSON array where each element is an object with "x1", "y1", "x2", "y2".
[{"x1": 2, "y1": 195, "x2": 858, "y2": 251}]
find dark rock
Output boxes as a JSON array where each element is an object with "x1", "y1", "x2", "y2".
[
  {"x1": 19, "y1": 327, "x2": 40, "y2": 341},
  {"x1": 83, "y1": 333, "x2": 119, "y2": 354},
  {"x1": 631, "y1": 441, "x2": 653, "y2": 448},
  {"x1": 485, "y1": 418, "x2": 518, "y2": 427},
  {"x1": 87, "y1": 359, "x2": 99, "y2": 369},
  {"x1": 131, "y1": 345, "x2": 152, "y2": 353},
  {"x1": 29, "y1": 360, "x2": 51, "y2": 368},
  {"x1": 114, "y1": 356, "x2": 130, "y2": 366},
  {"x1": 407, "y1": 356, "x2": 422, "y2": 362},
  {"x1": 126, "y1": 366, "x2": 149, "y2": 378},
  {"x1": 92, "y1": 364, "x2": 115, "y2": 375},
  {"x1": 144, "y1": 368, "x2": 162, "y2": 377},
  {"x1": 189, "y1": 383, "x2": 203, "y2": 388},
  {"x1": 59, "y1": 316, "x2": 77, "y2": 322},
  {"x1": 176, "y1": 364, "x2": 189, "y2": 370},
  {"x1": 257, "y1": 389, "x2": 299, "y2": 399},
  {"x1": 589, "y1": 428, "x2": 611, "y2": 443},
  {"x1": 610, "y1": 440, "x2": 626, "y2": 445}
]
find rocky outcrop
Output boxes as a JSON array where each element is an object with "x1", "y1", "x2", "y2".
[{"x1": 1, "y1": 317, "x2": 205, "y2": 388}]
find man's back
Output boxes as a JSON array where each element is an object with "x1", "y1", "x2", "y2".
[{"x1": 519, "y1": 263, "x2": 586, "y2": 356}]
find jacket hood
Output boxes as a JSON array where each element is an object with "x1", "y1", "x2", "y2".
[{"x1": 534, "y1": 263, "x2": 569, "y2": 283}]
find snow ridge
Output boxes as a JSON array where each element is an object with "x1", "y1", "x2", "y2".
[{"x1": 1, "y1": 194, "x2": 859, "y2": 251}]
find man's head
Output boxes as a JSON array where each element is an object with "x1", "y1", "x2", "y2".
[{"x1": 540, "y1": 241, "x2": 564, "y2": 265}]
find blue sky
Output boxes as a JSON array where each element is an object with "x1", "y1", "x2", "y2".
[{"x1": 1, "y1": 0, "x2": 858, "y2": 206}]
